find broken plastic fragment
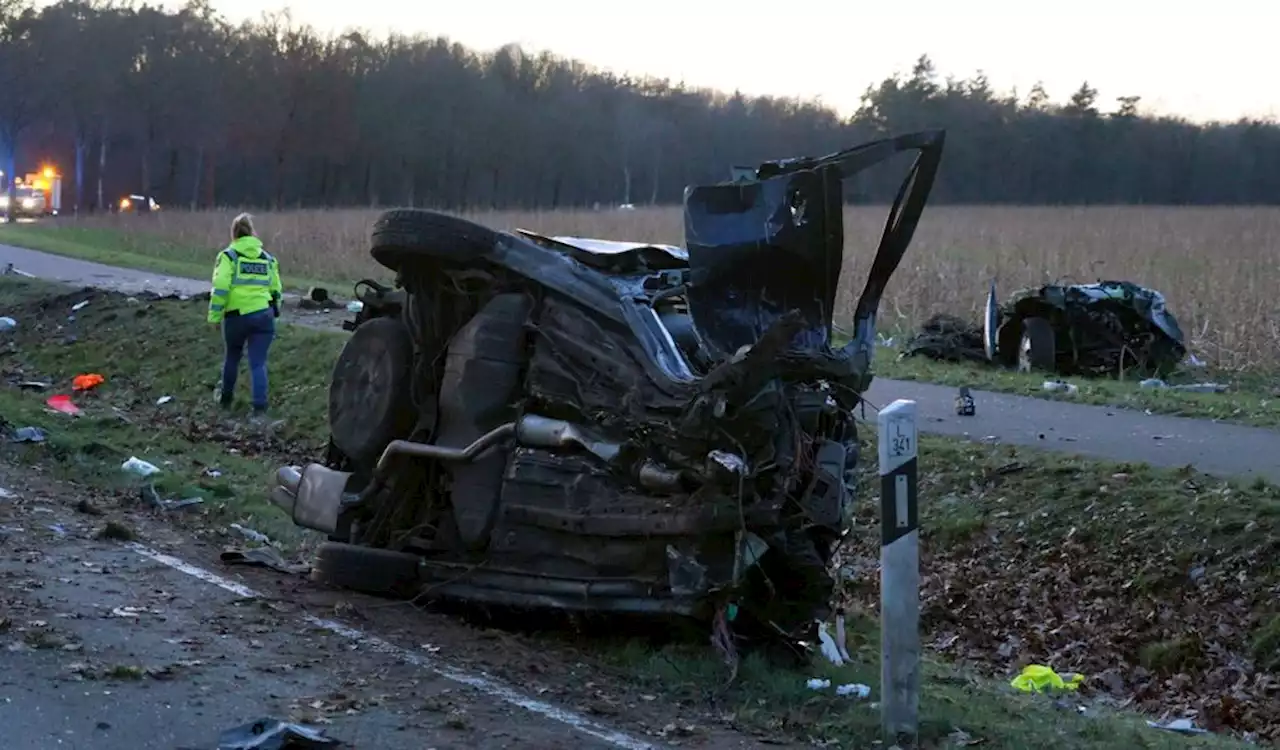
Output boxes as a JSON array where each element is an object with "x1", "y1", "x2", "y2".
[
  {"x1": 230, "y1": 523, "x2": 272, "y2": 545},
  {"x1": 10, "y1": 426, "x2": 46, "y2": 443},
  {"x1": 836, "y1": 683, "x2": 871, "y2": 698},
  {"x1": 46, "y1": 394, "x2": 79, "y2": 415},
  {"x1": 220, "y1": 547, "x2": 309, "y2": 576},
  {"x1": 1146, "y1": 718, "x2": 1208, "y2": 734},
  {"x1": 817, "y1": 622, "x2": 845, "y2": 665},
  {"x1": 121, "y1": 457, "x2": 161, "y2": 477},
  {"x1": 72, "y1": 373, "x2": 105, "y2": 391},
  {"x1": 71, "y1": 300, "x2": 90, "y2": 312},
  {"x1": 1139, "y1": 378, "x2": 1227, "y2": 393},
  {"x1": 156, "y1": 395, "x2": 173, "y2": 405}
]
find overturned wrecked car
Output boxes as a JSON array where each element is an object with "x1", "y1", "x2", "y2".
[
  {"x1": 266, "y1": 131, "x2": 945, "y2": 650},
  {"x1": 906, "y1": 279, "x2": 1187, "y2": 377}
]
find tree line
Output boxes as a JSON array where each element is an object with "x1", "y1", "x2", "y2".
[{"x1": 1, "y1": 0, "x2": 1278, "y2": 212}]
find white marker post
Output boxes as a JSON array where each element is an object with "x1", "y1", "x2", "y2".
[{"x1": 878, "y1": 399, "x2": 920, "y2": 746}]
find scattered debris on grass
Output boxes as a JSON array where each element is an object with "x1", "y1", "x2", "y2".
[
  {"x1": 9, "y1": 426, "x2": 46, "y2": 443},
  {"x1": 1148, "y1": 717, "x2": 1210, "y2": 735},
  {"x1": 231, "y1": 523, "x2": 273, "y2": 546},
  {"x1": 121, "y1": 456, "x2": 161, "y2": 477},
  {"x1": 139, "y1": 482, "x2": 204, "y2": 511},
  {"x1": 71, "y1": 372, "x2": 105, "y2": 391},
  {"x1": 1139, "y1": 378, "x2": 1230, "y2": 393},
  {"x1": 843, "y1": 436, "x2": 1280, "y2": 740},
  {"x1": 1042, "y1": 379, "x2": 1079, "y2": 394},
  {"x1": 45, "y1": 394, "x2": 78, "y2": 415}
]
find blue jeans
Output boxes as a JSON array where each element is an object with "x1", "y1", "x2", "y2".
[{"x1": 221, "y1": 309, "x2": 275, "y2": 411}]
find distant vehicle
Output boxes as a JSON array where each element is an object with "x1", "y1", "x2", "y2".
[
  {"x1": 118, "y1": 194, "x2": 160, "y2": 213},
  {"x1": 0, "y1": 186, "x2": 48, "y2": 218}
]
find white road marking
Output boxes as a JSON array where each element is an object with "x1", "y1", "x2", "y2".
[{"x1": 126, "y1": 542, "x2": 661, "y2": 750}]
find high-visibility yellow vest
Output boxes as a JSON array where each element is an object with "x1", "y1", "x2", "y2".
[{"x1": 207, "y1": 236, "x2": 282, "y2": 323}]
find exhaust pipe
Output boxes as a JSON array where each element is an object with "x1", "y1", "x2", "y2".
[
  {"x1": 269, "y1": 463, "x2": 353, "y2": 534},
  {"x1": 373, "y1": 422, "x2": 517, "y2": 477},
  {"x1": 277, "y1": 466, "x2": 302, "y2": 495}
]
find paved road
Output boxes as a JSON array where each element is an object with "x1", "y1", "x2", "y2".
[
  {"x1": 3, "y1": 242, "x2": 1278, "y2": 482},
  {"x1": 0, "y1": 469, "x2": 681, "y2": 750},
  {"x1": 864, "y1": 377, "x2": 1280, "y2": 483},
  {"x1": 0, "y1": 242, "x2": 209, "y2": 297},
  {"x1": 0, "y1": 242, "x2": 349, "y2": 331}
]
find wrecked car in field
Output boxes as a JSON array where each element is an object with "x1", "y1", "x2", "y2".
[
  {"x1": 984, "y1": 280, "x2": 1187, "y2": 376},
  {"x1": 266, "y1": 131, "x2": 946, "y2": 649},
  {"x1": 905, "y1": 279, "x2": 1186, "y2": 378}
]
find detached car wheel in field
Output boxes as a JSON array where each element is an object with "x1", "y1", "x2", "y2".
[
  {"x1": 1017, "y1": 316, "x2": 1057, "y2": 373},
  {"x1": 328, "y1": 316, "x2": 416, "y2": 464},
  {"x1": 311, "y1": 542, "x2": 423, "y2": 597},
  {"x1": 370, "y1": 209, "x2": 501, "y2": 271}
]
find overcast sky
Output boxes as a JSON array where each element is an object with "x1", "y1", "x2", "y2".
[{"x1": 175, "y1": 0, "x2": 1271, "y2": 123}]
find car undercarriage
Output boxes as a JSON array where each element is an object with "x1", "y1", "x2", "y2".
[{"x1": 267, "y1": 130, "x2": 946, "y2": 655}]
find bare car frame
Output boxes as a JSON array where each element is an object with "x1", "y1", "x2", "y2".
[{"x1": 266, "y1": 131, "x2": 946, "y2": 650}]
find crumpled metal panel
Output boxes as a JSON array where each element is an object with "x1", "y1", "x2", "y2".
[{"x1": 682, "y1": 131, "x2": 947, "y2": 370}]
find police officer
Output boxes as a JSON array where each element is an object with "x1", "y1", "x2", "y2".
[{"x1": 208, "y1": 213, "x2": 283, "y2": 418}]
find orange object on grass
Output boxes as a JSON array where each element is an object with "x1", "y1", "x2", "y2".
[{"x1": 72, "y1": 373, "x2": 105, "y2": 391}]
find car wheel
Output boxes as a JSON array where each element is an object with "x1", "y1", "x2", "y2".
[
  {"x1": 1017, "y1": 316, "x2": 1057, "y2": 373},
  {"x1": 370, "y1": 209, "x2": 500, "y2": 272},
  {"x1": 311, "y1": 542, "x2": 422, "y2": 597},
  {"x1": 328, "y1": 316, "x2": 416, "y2": 464}
]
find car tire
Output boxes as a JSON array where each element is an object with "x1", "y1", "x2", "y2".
[
  {"x1": 328, "y1": 316, "x2": 416, "y2": 464},
  {"x1": 370, "y1": 209, "x2": 500, "y2": 272},
  {"x1": 311, "y1": 542, "x2": 422, "y2": 597},
  {"x1": 1018, "y1": 317, "x2": 1056, "y2": 372}
]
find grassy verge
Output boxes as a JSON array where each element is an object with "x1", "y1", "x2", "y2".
[
  {"x1": 0, "y1": 275, "x2": 1271, "y2": 746},
  {"x1": 0, "y1": 276, "x2": 342, "y2": 542},
  {"x1": 593, "y1": 432, "x2": 1280, "y2": 746},
  {"x1": 873, "y1": 347, "x2": 1279, "y2": 428},
  {"x1": 603, "y1": 635, "x2": 1241, "y2": 749},
  {"x1": 0, "y1": 222, "x2": 340, "y2": 294}
]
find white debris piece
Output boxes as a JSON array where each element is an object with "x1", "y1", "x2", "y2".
[{"x1": 121, "y1": 457, "x2": 161, "y2": 477}]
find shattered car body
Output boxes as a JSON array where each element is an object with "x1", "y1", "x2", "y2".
[
  {"x1": 267, "y1": 131, "x2": 946, "y2": 647},
  {"x1": 986, "y1": 280, "x2": 1187, "y2": 376},
  {"x1": 905, "y1": 279, "x2": 1186, "y2": 378}
]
